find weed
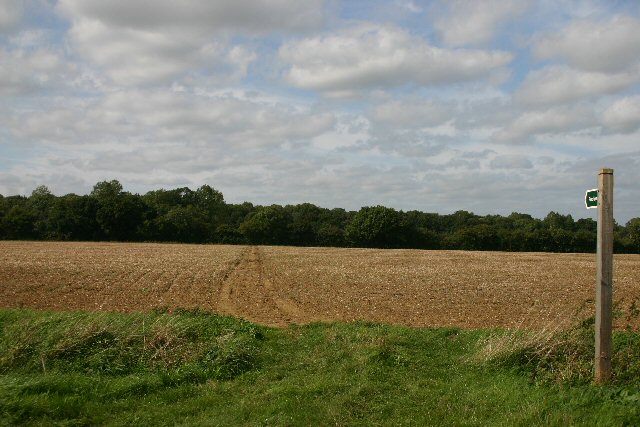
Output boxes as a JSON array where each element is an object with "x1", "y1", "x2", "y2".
[{"x1": 477, "y1": 310, "x2": 640, "y2": 385}]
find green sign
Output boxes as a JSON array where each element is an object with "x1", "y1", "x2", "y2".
[{"x1": 585, "y1": 188, "x2": 598, "y2": 209}]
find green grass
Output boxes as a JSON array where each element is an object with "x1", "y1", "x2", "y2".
[{"x1": 1, "y1": 308, "x2": 639, "y2": 426}]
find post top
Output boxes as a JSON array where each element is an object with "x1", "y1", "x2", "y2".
[{"x1": 599, "y1": 168, "x2": 614, "y2": 174}]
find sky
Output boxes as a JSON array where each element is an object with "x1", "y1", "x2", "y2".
[{"x1": 1, "y1": 0, "x2": 639, "y2": 224}]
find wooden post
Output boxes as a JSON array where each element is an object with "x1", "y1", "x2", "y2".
[{"x1": 595, "y1": 168, "x2": 614, "y2": 383}]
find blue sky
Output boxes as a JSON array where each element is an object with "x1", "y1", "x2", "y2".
[{"x1": 1, "y1": 0, "x2": 639, "y2": 223}]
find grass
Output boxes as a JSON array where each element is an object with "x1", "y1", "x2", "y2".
[{"x1": 1, "y1": 308, "x2": 639, "y2": 426}]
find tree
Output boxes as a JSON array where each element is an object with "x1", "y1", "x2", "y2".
[
  {"x1": 90, "y1": 180, "x2": 145, "y2": 241},
  {"x1": 1, "y1": 205, "x2": 37, "y2": 239},
  {"x1": 442, "y1": 210, "x2": 478, "y2": 233},
  {"x1": 0, "y1": 180, "x2": 621, "y2": 253},
  {"x1": 27, "y1": 185, "x2": 55, "y2": 238},
  {"x1": 345, "y1": 206, "x2": 405, "y2": 248},
  {"x1": 154, "y1": 206, "x2": 210, "y2": 243},
  {"x1": 403, "y1": 210, "x2": 441, "y2": 249},
  {"x1": 287, "y1": 203, "x2": 322, "y2": 246},
  {"x1": 316, "y1": 223, "x2": 345, "y2": 247},
  {"x1": 47, "y1": 194, "x2": 99, "y2": 241},
  {"x1": 625, "y1": 218, "x2": 640, "y2": 253},
  {"x1": 572, "y1": 229, "x2": 596, "y2": 253},
  {"x1": 239, "y1": 205, "x2": 291, "y2": 245},
  {"x1": 445, "y1": 224, "x2": 499, "y2": 250},
  {"x1": 143, "y1": 188, "x2": 193, "y2": 215},
  {"x1": 215, "y1": 224, "x2": 245, "y2": 244},
  {"x1": 225, "y1": 202, "x2": 255, "y2": 228},
  {"x1": 195, "y1": 184, "x2": 225, "y2": 235},
  {"x1": 195, "y1": 185, "x2": 224, "y2": 211},
  {"x1": 543, "y1": 211, "x2": 575, "y2": 231}
]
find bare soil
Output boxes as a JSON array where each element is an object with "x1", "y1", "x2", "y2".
[{"x1": 1, "y1": 241, "x2": 639, "y2": 329}]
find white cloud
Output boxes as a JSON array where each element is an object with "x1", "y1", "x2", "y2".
[
  {"x1": 370, "y1": 99, "x2": 453, "y2": 128},
  {"x1": 57, "y1": 0, "x2": 326, "y2": 34},
  {"x1": 493, "y1": 107, "x2": 595, "y2": 143},
  {"x1": 227, "y1": 46, "x2": 257, "y2": 80},
  {"x1": 57, "y1": 0, "x2": 324, "y2": 86},
  {"x1": 515, "y1": 65, "x2": 639, "y2": 106},
  {"x1": 64, "y1": 18, "x2": 253, "y2": 86},
  {"x1": 534, "y1": 15, "x2": 640, "y2": 73},
  {"x1": 0, "y1": 48, "x2": 77, "y2": 95},
  {"x1": 10, "y1": 90, "x2": 336, "y2": 148},
  {"x1": 434, "y1": 0, "x2": 531, "y2": 46},
  {"x1": 489, "y1": 154, "x2": 533, "y2": 170},
  {"x1": 0, "y1": 170, "x2": 89, "y2": 197},
  {"x1": 279, "y1": 24, "x2": 512, "y2": 96},
  {"x1": 602, "y1": 95, "x2": 640, "y2": 134}
]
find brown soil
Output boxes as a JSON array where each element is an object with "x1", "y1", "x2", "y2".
[{"x1": 1, "y1": 241, "x2": 639, "y2": 330}]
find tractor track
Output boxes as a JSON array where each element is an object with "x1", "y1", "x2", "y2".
[{"x1": 214, "y1": 246, "x2": 305, "y2": 327}]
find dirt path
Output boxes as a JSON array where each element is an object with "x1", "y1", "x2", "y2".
[{"x1": 214, "y1": 246, "x2": 306, "y2": 327}]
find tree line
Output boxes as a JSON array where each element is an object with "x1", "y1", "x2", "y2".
[{"x1": 1, "y1": 180, "x2": 639, "y2": 253}]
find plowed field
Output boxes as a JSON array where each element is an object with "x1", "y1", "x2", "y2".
[{"x1": 1, "y1": 241, "x2": 639, "y2": 329}]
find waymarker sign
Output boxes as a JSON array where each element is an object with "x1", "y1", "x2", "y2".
[{"x1": 585, "y1": 188, "x2": 598, "y2": 209}]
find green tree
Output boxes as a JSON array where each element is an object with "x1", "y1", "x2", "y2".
[
  {"x1": 442, "y1": 210, "x2": 478, "y2": 233},
  {"x1": 2, "y1": 205, "x2": 37, "y2": 239},
  {"x1": 625, "y1": 218, "x2": 640, "y2": 253},
  {"x1": 143, "y1": 188, "x2": 194, "y2": 215},
  {"x1": 316, "y1": 223, "x2": 345, "y2": 247},
  {"x1": 445, "y1": 224, "x2": 499, "y2": 250},
  {"x1": 195, "y1": 185, "x2": 224, "y2": 212},
  {"x1": 47, "y1": 194, "x2": 99, "y2": 241},
  {"x1": 543, "y1": 211, "x2": 575, "y2": 231},
  {"x1": 345, "y1": 206, "x2": 405, "y2": 248},
  {"x1": 154, "y1": 206, "x2": 210, "y2": 243},
  {"x1": 195, "y1": 184, "x2": 225, "y2": 237},
  {"x1": 287, "y1": 203, "x2": 322, "y2": 246},
  {"x1": 215, "y1": 224, "x2": 245, "y2": 244},
  {"x1": 572, "y1": 229, "x2": 596, "y2": 253},
  {"x1": 27, "y1": 185, "x2": 55, "y2": 238},
  {"x1": 403, "y1": 210, "x2": 442, "y2": 249},
  {"x1": 91, "y1": 180, "x2": 146, "y2": 241},
  {"x1": 239, "y1": 205, "x2": 291, "y2": 245}
]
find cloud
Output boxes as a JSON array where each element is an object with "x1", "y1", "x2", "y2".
[
  {"x1": 0, "y1": 170, "x2": 89, "y2": 197},
  {"x1": 602, "y1": 95, "x2": 640, "y2": 134},
  {"x1": 0, "y1": 0, "x2": 22, "y2": 33},
  {"x1": 534, "y1": 15, "x2": 640, "y2": 73},
  {"x1": 65, "y1": 19, "x2": 208, "y2": 85},
  {"x1": 489, "y1": 154, "x2": 533, "y2": 170},
  {"x1": 58, "y1": 0, "x2": 326, "y2": 34},
  {"x1": 399, "y1": 1, "x2": 422, "y2": 13},
  {"x1": 279, "y1": 24, "x2": 512, "y2": 96},
  {"x1": 63, "y1": 18, "x2": 257, "y2": 86},
  {"x1": 434, "y1": 0, "x2": 531, "y2": 46},
  {"x1": 0, "y1": 48, "x2": 77, "y2": 95},
  {"x1": 514, "y1": 65, "x2": 639, "y2": 106},
  {"x1": 57, "y1": 0, "x2": 326, "y2": 86},
  {"x1": 364, "y1": 134, "x2": 450, "y2": 158},
  {"x1": 493, "y1": 107, "x2": 595, "y2": 143},
  {"x1": 369, "y1": 99, "x2": 453, "y2": 128},
  {"x1": 9, "y1": 90, "x2": 336, "y2": 148}
]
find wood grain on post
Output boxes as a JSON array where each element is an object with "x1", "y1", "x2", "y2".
[{"x1": 595, "y1": 168, "x2": 614, "y2": 383}]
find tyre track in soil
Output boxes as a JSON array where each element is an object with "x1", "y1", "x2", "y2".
[{"x1": 214, "y1": 246, "x2": 305, "y2": 327}]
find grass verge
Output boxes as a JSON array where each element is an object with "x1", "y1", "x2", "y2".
[{"x1": 1, "y1": 308, "x2": 639, "y2": 426}]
